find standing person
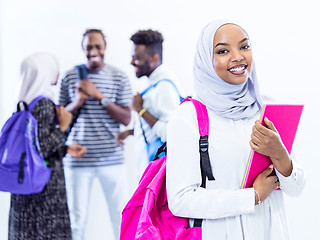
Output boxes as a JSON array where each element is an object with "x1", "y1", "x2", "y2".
[
  {"x1": 9, "y1": 52, "x2": 87, "y2": 240},
  {"x1": 58, "y1": 29, "x2": 132, "y2": 240},
  {"x1": 166, "y1": 20, "x2": 305, "y2": 240},
  {"x1": 116, "y1": 29, "x2": 183, "y2": 176}
]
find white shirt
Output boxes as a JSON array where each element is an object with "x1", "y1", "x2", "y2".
[
  {"x1": 135, "y1": 64, "x2": 182, "y2": 143},
  {"x1": 166, "y1": 101, "x2": 305, "y2": 240},
  {"x1": 133, "y1": 64, "x2": 183, "y2": 175}
]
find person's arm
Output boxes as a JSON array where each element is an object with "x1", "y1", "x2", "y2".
[
  {"x1": 100, "y1": 101, "x2": 131, "y2": 126},
  {"x1": 166, "y1": 103, "x2": 255, "y2": 220},
  {"x1": 132, "y1": 82, "x2": 181, "y2": 141},
  {"x1": 58, "y1": 74, "x2": 88, "y2": 114},
  {"x1": 274, "y1": 153, "x2": 305, "y2": 197},
  {"x1": 64, "y1": 88, "x2": 88, "y2": 114},
  {"x1": 77, "y1": 79, "x2": 131, "y2": 126},
  {"x1": 131, "y1": 93, "x2": 158, "y2": 127},
  {"x1": 116, "y1": 129, "x2": 134, "y2": 145}
]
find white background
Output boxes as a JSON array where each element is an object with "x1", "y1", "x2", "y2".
[{"x1": 0, "y1": 0, "x2": 319, "y2": 239}]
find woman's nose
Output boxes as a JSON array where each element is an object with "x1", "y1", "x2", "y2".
[{"x1": 231, "y1": 50, "x2": 244, "y2": 62}]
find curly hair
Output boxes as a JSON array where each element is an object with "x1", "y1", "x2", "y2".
[
  {"x1": 130, "y1": 29, "x2": 164, "y2": 61},
  {"x1": 81, "y1": 29, "x2": 106, "y2": 47}
]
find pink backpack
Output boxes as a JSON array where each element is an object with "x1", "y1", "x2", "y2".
[{"x1": 120, "y1": 98, "x2": 214, "y2": 240}]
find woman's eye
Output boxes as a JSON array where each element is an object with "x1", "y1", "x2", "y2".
[
  {"x1": 217, "y1": 49, "x2": 228, "y2": 54},
  {"x1": 241, "y1": 44, "x2": 250, "y2": 50}
]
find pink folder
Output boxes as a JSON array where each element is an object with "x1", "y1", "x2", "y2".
[{"x1": 241, "y1": 104, "x2": 304, "y2": 189}]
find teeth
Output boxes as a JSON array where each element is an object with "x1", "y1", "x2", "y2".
[
  {"x1": 230, "y1": 66, "x2": 245, "y2": 72},
  {"x1": 90, "y1": 57, "x2": 99, "y2": 61}
]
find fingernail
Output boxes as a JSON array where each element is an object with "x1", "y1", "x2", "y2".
[{"x1": 269, "y1": 164, "x2": 273, "y2": 168}]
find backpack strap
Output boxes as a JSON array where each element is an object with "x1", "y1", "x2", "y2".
[
  {"x1": 75, "y1": 64, "x2": 88, "y2": 81},
  {"x1": 66, "y1": 64, "x2": 88, "y2": 135},
  {"x1": 139, "y1": 79, "x2": 183, "y2": 147},
  {"x1": 28, "y1": 95, "x2": 48, "y2": 111},
  {"x1": 152, "y1": 98, "x2": 214, "y2": 228},
  {"x1": 180, "y1": 98, "x2": 214, "y2": 228},
  {"x1": 180, "y1": 98, "x2": 209, "y2": 136},
  {"x1": 16, "y1": 101, "x2": 29, "y2": 112},
  {"x1": 28, "y1": 95, "x2": 58, "y2": 126},
  {"x1": 140, "y1": 79, "x2": 184, "y2": 102},
  {"x1": 181, "y1": 98, "x2": 215, "y2": 184},
  {"x1": 17, "y1": 95, "x2": 48, "y2": 112}
]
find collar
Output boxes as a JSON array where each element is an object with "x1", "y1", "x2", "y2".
[{"x1": 148, "y1": 64, "x2": 172, "y2": 83}]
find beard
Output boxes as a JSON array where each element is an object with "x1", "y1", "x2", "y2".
[{"x1": 135, "y1": 62, "x2": 152, "y2": 78}]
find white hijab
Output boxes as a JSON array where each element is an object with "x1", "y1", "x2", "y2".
[
  {"x1": 193, "y1": 20, "x2": 263, "y2": 120},
  {"x1": 19, "y1": 52, "x2": 59, "y2": 104}
]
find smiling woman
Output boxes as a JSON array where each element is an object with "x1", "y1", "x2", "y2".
[{"x1": 166, "y1": 19, "x2": 305, "y2": 240}]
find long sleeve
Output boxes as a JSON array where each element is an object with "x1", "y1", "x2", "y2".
[
  {"x1": 275, "y1": 153, "x2": 306, "y2": 197},
  {"x1": 144, "y1": 81, "x2": 181, "y2": 142},
  {"x1": 31, "y1": 98, "x2": 67, "y2": 161}
]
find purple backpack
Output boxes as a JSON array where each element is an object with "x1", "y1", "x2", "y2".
[
  {"x1": 0, "y1": 96, "x2": 51, "y2": 194},
  {"x1": 120, "y1": 98, "x2": 214, "y2": 240}
]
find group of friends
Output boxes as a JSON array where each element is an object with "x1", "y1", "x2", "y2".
[{"x1": 8, "y1": 19, "x2": 305, "y2": 240}]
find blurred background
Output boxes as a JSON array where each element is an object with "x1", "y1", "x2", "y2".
[{"x1": 0, "y1": 0, "x2": 319, "y2": 239}]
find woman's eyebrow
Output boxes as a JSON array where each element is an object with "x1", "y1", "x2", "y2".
[
  {"x1": 214, "y1": 42, "x2": 228, "y2": 49},
  {"x1": 214, "y1": 38, "x2": 249, "y2": 49},
  {"x1": 239, "y1": 38, "x2": 249, "y2": 44}
]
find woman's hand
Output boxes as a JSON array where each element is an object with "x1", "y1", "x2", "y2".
[
  {"x1": 56, "y1": 106, "x2": 72, "y2": 132},
  {"x1": 250, "y1": 117, "x2": 293, "y2": 177},
  {"x1": 253, "y1": 165, "x2": 279, "y2": 205},
  {"x1": 67, "y1": 144, "x2": 87, "y2": 158}
]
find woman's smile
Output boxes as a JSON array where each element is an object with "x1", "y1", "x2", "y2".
[{"x1": 228, "y1": 64, "x2": 248, "y2": 75}]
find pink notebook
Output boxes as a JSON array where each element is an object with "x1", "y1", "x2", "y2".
[{"x1": 241, "y1": 104, "x2": 304, "y2": 189}]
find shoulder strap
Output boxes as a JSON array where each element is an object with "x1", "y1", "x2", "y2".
[
  {"x1": 75, "y1": 64, "x2": 88, "y2": 81},
  {"x1": 140, "y1": 79, "x2": 184, "y2": 102},
  {"x1": 181, "y1": 98, "x2": 214, "y2": 182},
  {"x1": 66, "y1": 64, "x2": 88, "y2": 134},
  {"x1": 28, "y1": 95, "x2": 47, "y2": 112},
  {"x1": 179, "y1": 98, "x2": 214, "y2": 228},
  {"x1": 180, "y1": 98, "x2": 209, "y2": 136},
  {"x1": 27, "y1": 96, "x2": 58, "y2": 125},
  {"x1": 154, "y1": 97, "x2": 214, "y2": 185}
]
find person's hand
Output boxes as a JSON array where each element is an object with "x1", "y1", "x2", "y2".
[
  {"x1": 250, "y1": 117, "x2": 289, "y2": 162},
  {"x1": 116, "y1": 129, "x2": 134, "y2": 145},
  {"x1": 74, "y1": 86, "x2": 89, "y2": 107},
  {"x1": 67, "y1": 144, "x2": 87, "y2": 158},
  {"x1": 253, "y1": 164, "x2": 279, "y2": 205},
  {"x1": 56, "y1": 106, "x2": 72, "y2": 131},
  {"x1": 77, "y1": 79, "x2": 104, "y2": 100},
  {"x1": 250, "y1": 117, "x2": 293, "y2": 177},
  {"x1": 131, "y1": 93, "x2": 143, "y2": 113}
]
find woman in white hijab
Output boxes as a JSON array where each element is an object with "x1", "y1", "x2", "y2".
[
  {"x1": 166, "y1": 20, "x2": 305, "y2": 239},
  {"x1": 9, "y1": 52, "x2": 87, "y2": 240}
]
